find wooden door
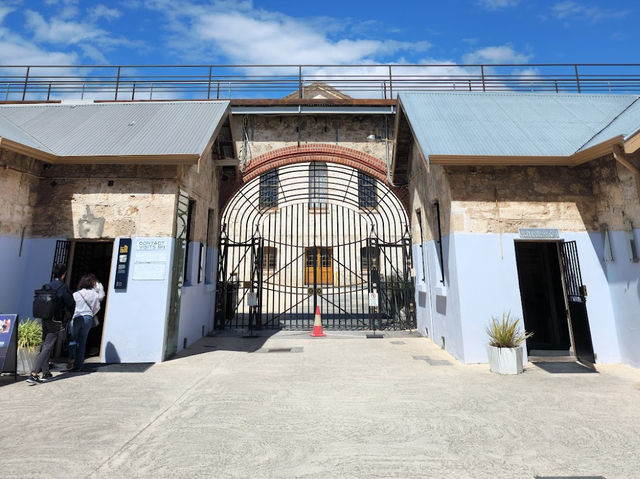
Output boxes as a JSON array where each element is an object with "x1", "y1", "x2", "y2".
[{"x1": 305, "y1": 247, "x2": 333, "y2": 285}]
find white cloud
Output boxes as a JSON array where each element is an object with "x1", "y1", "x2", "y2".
[
  {"x1": 25, "y1": 10, "x2": 105, "y2": 45},
  {"x1": 90, "y1": 5, "x2": 121, "y2": 22},
  {"x1": 145, "y1": 0, "x2": 430, "y2": 65},
  {"x1": 0, "y1": 6, "x2": 78, "y2": 66},
  {"x1": 463, "y1": 45, "x2": 530, "y2": 64},
  {"x1": 22, "y1": 7, "x2": 142, "y2": 62},
  {"x1": 477, "y1": 0, "x2": 520, "y2": 10},
  {"x1": 550, "y1": 2, "x2": 627, "y2": 22}
]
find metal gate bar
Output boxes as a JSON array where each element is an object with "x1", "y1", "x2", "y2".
[{"x1": 217, "y1": 162, "x2": 415, "y2": 330}]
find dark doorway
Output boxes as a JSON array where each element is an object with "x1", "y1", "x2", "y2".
[
  {"x1": 515, "y1": 241, "x2": 570, "y2": 352},
  {"x1": 69, "y1": 241, "x2": 113, "y2": 359}
]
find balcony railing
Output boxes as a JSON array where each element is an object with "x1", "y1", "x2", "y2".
[{"x1": 1, "y1": 64, "x2": 640, "y2": 102}]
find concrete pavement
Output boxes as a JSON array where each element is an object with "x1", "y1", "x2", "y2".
[{"x1": 1, "y1": 331, "x2": 639, "y2": 478}]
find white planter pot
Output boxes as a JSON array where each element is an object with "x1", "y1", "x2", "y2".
[
  {"x1": 486, "y1": 345, "x2": 523, "y2": 375},
  {"x1": 17, "y1": 348, "x2": 39, "y2": 374}
]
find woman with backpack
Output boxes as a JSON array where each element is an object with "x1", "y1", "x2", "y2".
[{"x1": 68, "y1": 274, "x2": 105, "y2": 371}]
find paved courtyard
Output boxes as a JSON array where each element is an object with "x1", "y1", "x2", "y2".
[{"x1": 1, "y1": 331, "x2": 639, "y2": 478}]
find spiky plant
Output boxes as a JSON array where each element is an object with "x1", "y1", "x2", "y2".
[
  {"x1": 486, "y1": 311, "x2": 532, "y2": 348},
  {"x1": 17, "y1": 318, "x2": 42, "y2": 351}
]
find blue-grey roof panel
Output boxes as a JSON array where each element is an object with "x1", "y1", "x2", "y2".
[
  {"x1": 579, "y1": 98, "x2": 640, "y2": 150},
  {"x1": 0, "y1": 101, "x2": 229, "y2": 157},
  {"x1": 0, "y1": 115, "x2": 54, "y2": 153},
  {"x1": 399, "y1": 92, "x2": 639, "y2": 158}
]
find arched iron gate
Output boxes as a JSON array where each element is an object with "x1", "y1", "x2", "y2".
[{"x1": 216, "y1": 162, "x2": 415, "y2": 330}]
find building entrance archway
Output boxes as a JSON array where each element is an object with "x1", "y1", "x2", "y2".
[{"x1": 216, "y1": 162, "x2": 415, "y2": 331}]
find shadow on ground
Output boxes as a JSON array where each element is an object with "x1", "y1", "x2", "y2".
[
  {"x1": 167, "y1": 329, "x2": 280, "y2": 360},
  {"x1": 533, "y1": 361, "x2": 598, "y2": 374}
]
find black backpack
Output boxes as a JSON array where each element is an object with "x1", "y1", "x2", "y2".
[{"x1": 33, "y1": 283, "x2": 63, "y2": 321}]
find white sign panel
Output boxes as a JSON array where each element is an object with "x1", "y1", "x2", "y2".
[
  {"x1": 247, "y1": 291, "x2": 258, "y2": 307},
  {"x1": 132, "y1": 239, "x2": 169, "y2": 281},
  {"x1": 369, "y1": 292, "x2": 379, "y2": 307},
  {"x1": 132, "y1": 261, "x2": 167, "y2": 281}
]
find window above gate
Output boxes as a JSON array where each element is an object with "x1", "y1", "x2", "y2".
[
  {"x1": 259, "y1": 170, "x2": 279, "y2": 209},
  {"x1": 358, "y1": 171, "x2": 378, "y2": 208},
  {"x1": 309, "y1": 162, "x2": 328, "y2": 210}
]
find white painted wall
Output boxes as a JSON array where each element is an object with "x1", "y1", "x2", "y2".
[
  {"x1": 0, "y1": 236, "x2": 29, "y2": 316},
  {"x1": 414, "y1": 231, "x2": 623, "y2": 365},
  {"x1": 599, "y1": 229, "x2": 640, "y2": 367},
  {"x1": 413, "y1": 235, "x2": 465, "y2": 362},
  {"x1": 177, "y1": 242, "x2": 217, "y2": 352},
  {"x1": 0, "y1": 236, "x2": 59, "y2": 319},
  {"x1": 101, "y1": 237, "x2": 174, "y2": 363}
]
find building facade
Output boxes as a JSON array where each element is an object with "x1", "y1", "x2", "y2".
[{"x1": 1, "y1": 89, "x2": 639, "y2": 369}]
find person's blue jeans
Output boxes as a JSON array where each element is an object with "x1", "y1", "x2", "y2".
[{"x1": 69, "y1": 315, "x2": 93, "y2": 369}]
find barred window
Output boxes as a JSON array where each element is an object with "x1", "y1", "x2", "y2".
[
  {"x1": 262, "y1": 246, "x2": 277, "y2": 270},
  {"x1": 309, "y1": 162, "x2": 328, "y2": 208},
  {"x1": 259, "y1": 170, "x2": 279, "y2": 208},
  {"x1": 358, "y1": 171, "x2": 377, "y2": 208}
]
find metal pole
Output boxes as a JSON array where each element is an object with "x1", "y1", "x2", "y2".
[
  {"x1": 481, "y1": 65, "x2": 486, "y2": 92},
  {"x1": 22, "y1": 66, "x2": 30, "y2": 101},
  {"x1": 207, "y1": 65, "x2": 212, "y2": 100},
  {"x1": 131, "y1": 82, "x2": 136, "y2": 100},
  {"x1": 114, "y1": 66, "x2": 121, "y2": 100},
  {"x1": 46, "y1": 83, "x2": 51, "y2": 101},
  {"x1": 388, "y1": 65, "x2": 393, "y2": 99},
  {"x1": 298, "y1": 65, "x2": 303, "y2": 99},
  {"x1": 575, "y1": 64, "x2": 581, "y2": 93}
]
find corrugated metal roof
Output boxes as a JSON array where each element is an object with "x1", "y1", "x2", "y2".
[
  {"x1": 0, "y1": 101, "x2": 229, "y2": 158},
  {"x1": 398, "y1": 92, "x2": 639, "y2": 159},
  {"x1": 579, "y1": 97, "x2": 640, "y2": 150},
  {"x1": 0, "y1": 116, "x2": 54, "y2": 153}
]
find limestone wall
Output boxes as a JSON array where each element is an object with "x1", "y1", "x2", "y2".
[
  {"x1": 408, "y1": 153, "x2": 640, "y2": 237},
  {"x1": 0, "y1": 150, "x2": 42, "y2": 237},
  {"x1": 33, "y1": 163, "x2": 179, "y2": 239},
  {"x1": 231, "y1": 114, "x2": 392, "y2": 165},
  {"x1": 178, "y1": 148, "x2": 221, "y2": 244},
  {"x1": 407, "y1": 143, "x2": 452, "y2": 243}
]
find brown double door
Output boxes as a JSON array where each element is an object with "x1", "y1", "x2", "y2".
[{"x1": 305, "y1": 247, "x2": 333, "y2": 285}]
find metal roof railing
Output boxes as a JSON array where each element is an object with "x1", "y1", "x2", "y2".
[{"x1": 1, "y1": 64, "x2": 640, "y2": 102}]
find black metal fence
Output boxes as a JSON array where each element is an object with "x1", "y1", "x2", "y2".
[
  {"x1": 2, "y1": 63, "x2": 640, "y2": 101},
  {"x1": 216, "y1": 162, "x2": 415, "y2": 331}
]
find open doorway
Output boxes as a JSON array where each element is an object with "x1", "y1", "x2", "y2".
[
  {"x1": 68, "y1": 240, "x2": 113, "y2": 360},
  {"x1": 514, "y1": 241, "x2": 571, "y2": 354}
]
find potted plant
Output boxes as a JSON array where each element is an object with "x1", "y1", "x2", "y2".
[
  {"x1": 486, "y1": 311, "x2": 532, "y2": 375},
  {"x1": 17, "y1": 318, "x2": 42, "y2": 374}
]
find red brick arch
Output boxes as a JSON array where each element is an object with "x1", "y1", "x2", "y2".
[
  {"x1": 221, "y1": 144, "x2": 408, "y2": 214},
  {"x1": 242, "y1": 144, "x2": 389, "y2": 184}
]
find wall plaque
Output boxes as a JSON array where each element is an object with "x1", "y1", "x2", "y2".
[{"x1": 519, "y1": 228, "x2": 560, "y2": 240}]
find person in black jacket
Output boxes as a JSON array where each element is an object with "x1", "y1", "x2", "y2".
[{"x1": 27, "y1": 263, "x2": 75, "y2": 384}]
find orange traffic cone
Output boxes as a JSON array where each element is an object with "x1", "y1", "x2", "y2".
[{"x1": 310, "y1": 305, "x2": 326, "y2": 337}]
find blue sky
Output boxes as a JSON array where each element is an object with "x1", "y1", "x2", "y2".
[{"x1": 0, "y1": 0, "x2": 636, "y2": 66}]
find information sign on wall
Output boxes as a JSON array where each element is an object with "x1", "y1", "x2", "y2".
[
  {"x1": 133, "y1": 239, "x2": 169, "y2": 281},
  {"x1": 114, "y1": 238, "x2": 132, "y2": 290}
]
